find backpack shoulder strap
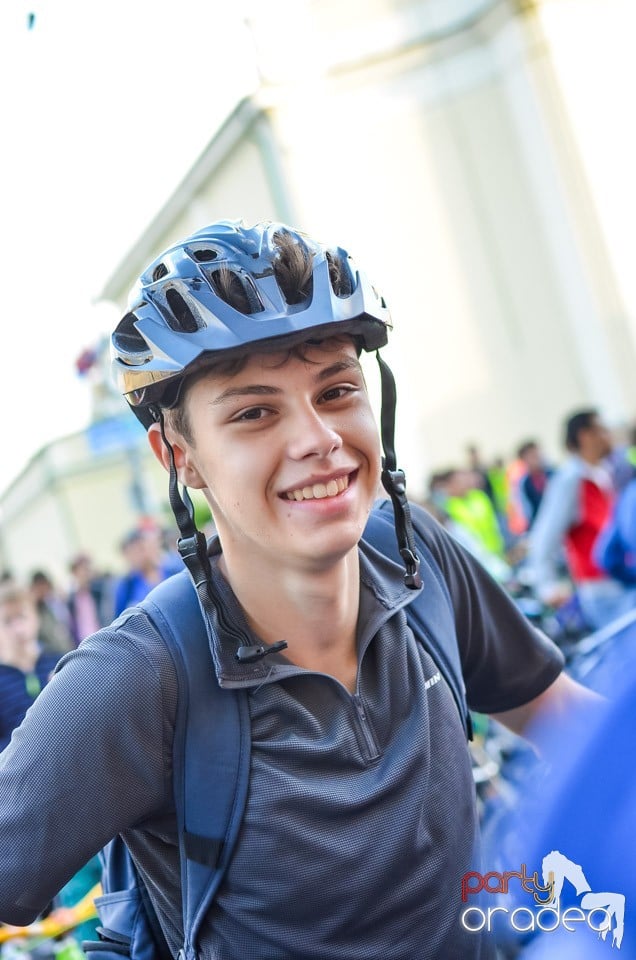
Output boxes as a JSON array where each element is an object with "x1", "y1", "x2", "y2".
[
  {"x1": 363, "y1": 501, "x2": 471, "y2": 739},
  {"x1": 142, "y1": 571, "x2": 251, "y2": 960}
]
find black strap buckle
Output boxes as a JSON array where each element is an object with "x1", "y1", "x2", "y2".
[
  {"x1": 178, "y1": 532, "x2": 211, "y2": 588},
  {"x1": 400, "y1": 547, "x2": 422, "y2": 589},
  {"x1": 382, "y1": 467, "x2": 407, "y2": 498}
]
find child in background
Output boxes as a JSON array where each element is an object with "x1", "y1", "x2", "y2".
[
  {"x1": 0, "y1": 581, "x2": 101, "y2": 947},
  {"x1": 0, "y1": 581, "x2": 60, "y2": 753}
]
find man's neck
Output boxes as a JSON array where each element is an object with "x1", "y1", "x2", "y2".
[{"x1": 219, "y1": 546, "x2": 361, "y2": 689}]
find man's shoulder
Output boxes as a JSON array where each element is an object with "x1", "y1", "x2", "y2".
[
  {"x1": 79, "y1": 599, "x2": 187, "y2": 672},
  {"x1": 365, "y1": 500, "x2": 468, "y2": 588},
  {"x1": 114, "y1": 571, "x2": 205, "y2": 665}
]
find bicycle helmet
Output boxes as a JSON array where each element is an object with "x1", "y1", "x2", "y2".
[
  {"x1": 113, "y1": 219, "x2": 390, "y2": 429},
  {"x1": 112, "y1": 219, "x2": 421, "y2": 616}
]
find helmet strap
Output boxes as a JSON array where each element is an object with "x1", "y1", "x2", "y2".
[
  {"x1": 376, "y1": 353, "x2": 422, "y2": 589},
  {"x1": 155, "y1": 408, "x2": 213, "y2": 591}
]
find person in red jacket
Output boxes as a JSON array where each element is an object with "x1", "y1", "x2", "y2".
[{"x1": 525, "y1": 409, "x2": 636, "y2": 629}]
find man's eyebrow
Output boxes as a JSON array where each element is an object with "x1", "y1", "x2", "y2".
[
  {"x1": 315, "y1": 357, "x2": 363, "y2": 382},
  {"x1": 210, "y1": 384, "x2": 281, "y2": 405},
  {"x1": 211, "y1": 357, "x2": 363, "y2": 405}
]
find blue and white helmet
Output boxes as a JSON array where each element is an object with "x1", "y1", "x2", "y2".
[
  {"x1": 112, "y1": 219, "x2": 419, "y2": 589},
  {"x1": 112, "y1": 219, "x2": 391, "y2": 427}
]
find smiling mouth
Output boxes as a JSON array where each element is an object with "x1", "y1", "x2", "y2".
[{"x1": 283, "y1": 472, "x2": 353, "y2": 502}]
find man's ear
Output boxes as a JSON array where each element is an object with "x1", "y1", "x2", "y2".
[{"x1": 147, "y1": 422, "x2": 206, "y2": 489}]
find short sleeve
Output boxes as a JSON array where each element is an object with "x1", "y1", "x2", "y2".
[{"x1": 410, "y1": 503, "x2": 565, "y2": 714}]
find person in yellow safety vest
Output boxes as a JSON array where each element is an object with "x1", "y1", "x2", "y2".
[
  {"x1": 486, "y1": 458, "x2": 509, "y2": 519},
  {"x1": 430, "y1": 468, "x2": 506, "y2": 559}
]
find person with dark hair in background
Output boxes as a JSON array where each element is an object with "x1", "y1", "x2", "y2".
[
  {"x1": 29, "y1": 569, "x2": 74, "y2": 654},
  {"x1": 525, "y1": 409, "x2": 635, "y2": 629},
  {"x1": 67, "y1": 553, "x2": 114, "y2": 645},
  {"x1": 113, "y1": 524, "x2": 182, "y2": 617},
  {"x1": 516, "y1": 440, "x2": 554, "y2": 529}
]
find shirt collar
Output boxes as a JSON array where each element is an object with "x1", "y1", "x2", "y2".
[{"x1": 205, "y1": 536, "x2": 419, "y2": 689}]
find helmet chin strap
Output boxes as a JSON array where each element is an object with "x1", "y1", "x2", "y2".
[
  {"x1": 376, "y1": 353, "x2": 422, "y2": 590},
  {"x1": 153, "y1": 406, "x2": 212, "y2": 590}
]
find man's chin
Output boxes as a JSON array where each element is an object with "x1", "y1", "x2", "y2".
[{"x1": 298, "y1": 529, "x2": 364, "y2": 572}]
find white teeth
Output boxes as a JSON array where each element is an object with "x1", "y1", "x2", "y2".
[{"x1": 285, "y1": 474, "x2": 350, "y2": 502}]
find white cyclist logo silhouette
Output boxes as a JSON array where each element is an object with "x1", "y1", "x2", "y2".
[
  {"x1": 542, "y1": 850, "x2": 625, "y2": 950},
  {"x1": 460, "y1": 849, "x2": 626, "y2": 946}
]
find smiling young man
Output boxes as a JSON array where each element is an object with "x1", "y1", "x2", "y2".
[
  {"x1": 0, "y1": 221, "x2": 588, "y2": 960},
  {"x1": 150, "y1": 337, "x2": 379, "y2": 690}
]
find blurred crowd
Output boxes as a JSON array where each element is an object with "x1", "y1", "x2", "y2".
[
  {"x1": 0, "y1": 521, "x2": 186, "y2": 749},
  {"x1": 0, "y1": 521, "x2": 185, "y2": 655},
  {"x1": 423, "y1": 407, "x2": 636, "y2": 633}
]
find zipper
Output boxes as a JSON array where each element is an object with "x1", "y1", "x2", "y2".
[{"x1": 351, "y1": 693, "x2": 381, "y2": 762}]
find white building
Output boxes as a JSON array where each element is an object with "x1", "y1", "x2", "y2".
[{"x1": 100, "y1": 0, "x2": 636, "y2": 489}]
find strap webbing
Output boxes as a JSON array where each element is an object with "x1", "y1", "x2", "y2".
[{"x1": 376, "y1": 353, "x2": 421, "y2": 588}]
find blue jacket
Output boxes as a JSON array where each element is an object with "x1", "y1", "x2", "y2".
[{"x1": 594, "y1": 478, "x2": 636, "y2": 584}]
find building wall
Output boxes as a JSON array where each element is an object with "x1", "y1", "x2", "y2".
[
  {"x1": 0, "y1": 419, "x2": 179, "y2": 587},
  {"x1": 254, "y1": 0, "x2": 636, "y2": 492},
  {"x1": 102, "y1": 0, "x2": 636, "y2": 497}
]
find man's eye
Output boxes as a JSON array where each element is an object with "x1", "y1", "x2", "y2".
[
  {"x1": 236, "y1": 407, "x2": 268, "y2": 422},
  {"x1": 321, "y1": 385, "x2": 355, "y2": 402}
]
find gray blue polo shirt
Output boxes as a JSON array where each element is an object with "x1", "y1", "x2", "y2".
[{"x1": 0, "y1": 507, "x2": 563, "y2": 959}]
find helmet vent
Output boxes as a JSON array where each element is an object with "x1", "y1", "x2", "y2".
[
  {"x1": 207, "y1": 267, "x2": 263, "y2": 314},
  {"x1": 192, "y1": 248, "x2": 219, "y2": 263},
  {"x1": 113, "y1": 312, "x2": 151, "y2": 360},
  {"x1": 326, "y1": 251, "x2": 353, "y2": 298},
  {"x1": 272, "y1": 231, "x2": 313, "y2": 304},
  {"x1": 165, "y1": 288, "x2": 201, "y2": 333},
  {"x1": 152, "y1": 263, "x2": 169, "y2": 282}
]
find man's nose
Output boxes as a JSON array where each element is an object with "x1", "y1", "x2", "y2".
[{"x1": 286, "y1": 405, "x2": 343, "y2": 460}]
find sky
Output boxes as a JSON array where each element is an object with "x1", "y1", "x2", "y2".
[{"x1": 0, "y1": 0, "x2": 257, "y2": 496}]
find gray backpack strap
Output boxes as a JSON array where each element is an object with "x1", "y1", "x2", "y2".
[{"x1": 143, "y1": 571, "x2": 251, "y2": 960}]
